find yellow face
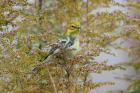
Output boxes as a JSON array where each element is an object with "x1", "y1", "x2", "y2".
[
  {"x1": 69, "y1": 22, "x2": 80, "y2": 29},
  {"x1": 65, "y1": 22, "x2": 81, "y2": 36}
]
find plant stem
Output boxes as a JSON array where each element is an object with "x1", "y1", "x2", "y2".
[{"x1": 48, "y1": 69, "x2": 57, "y2": 93}]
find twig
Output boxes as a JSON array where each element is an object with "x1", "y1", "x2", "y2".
[{"x1": 48, "y1": 69, "x2": 57, "y2": 93}]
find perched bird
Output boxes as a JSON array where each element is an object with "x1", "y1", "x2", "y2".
[
  {"x1": 32, "y1": 22, "x2": 81, "y2": 73},
  {"x1": 43, "y1": 22, "x2": 81, "y2": 62}
]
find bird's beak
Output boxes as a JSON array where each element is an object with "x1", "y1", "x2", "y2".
[{"x1": 77, "y1": 27, "x2": 81, "y2": 31}]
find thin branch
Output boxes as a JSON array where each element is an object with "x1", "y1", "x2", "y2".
[
  {"x1": 47, "y1": 69, "x2": 57, "y2": 93},
  {"x1": 86, "y1": 0, "x2": 89, "y2": 27},
  {"x1": 83, "y1": 71, "x2": 88, "y2": 86},
  {"x1": 16, "y1": 76, "x2": 24, "y2": 93},
  {"x1": 39, "y1": 0, "x2": 43, "y2": 10}
]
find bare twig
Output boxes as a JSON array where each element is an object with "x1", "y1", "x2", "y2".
[{"x1": 47, "y1": 69, "x2": 57, "y2": 93}]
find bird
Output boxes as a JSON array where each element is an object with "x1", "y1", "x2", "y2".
[
  {"x1": 32, "y1": 22, "x2": 81, "y2": 73},
  {"x1": 43, "y1": 21, "x2": 81, "y2": 62}
]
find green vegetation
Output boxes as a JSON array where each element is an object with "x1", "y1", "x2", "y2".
[{"x1": 0, "y1": 0, "x2": 140, "y2": 93}]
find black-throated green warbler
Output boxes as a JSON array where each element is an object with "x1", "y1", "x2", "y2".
[
  {"x1": 32, "y1": 22, "x2": 81, "y2": 73},
  {"x1": 43, "y1": 22, "x2": 81, "y2": 61}
]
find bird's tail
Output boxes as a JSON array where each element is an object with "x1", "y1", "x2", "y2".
[
  {"x1": 43, "y1": 47, "x2": 57, "y2": 62},
  {"x1": 43, "y1": 55, "x2": 49, "y2": 61}
]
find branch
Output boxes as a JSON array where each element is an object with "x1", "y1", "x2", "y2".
[{"x1": 47, "y1": 69, "x2": 57, "y2": 93}]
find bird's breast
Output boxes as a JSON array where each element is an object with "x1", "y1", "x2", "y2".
[{"x1": 70, "y1": 36, "x2": 81, "y2": 52}]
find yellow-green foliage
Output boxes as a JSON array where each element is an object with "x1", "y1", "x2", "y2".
[{"x1": 1, "y1": 0, "x2": 139, "y2": 93}]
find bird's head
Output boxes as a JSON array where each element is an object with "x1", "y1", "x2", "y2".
[{"x1": 65, "y1": 22, "x2": 81, "y2": 36}]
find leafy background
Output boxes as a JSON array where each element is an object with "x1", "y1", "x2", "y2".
[{"x1": 0, "y1": 0, "x2": 140, "y2": 93}]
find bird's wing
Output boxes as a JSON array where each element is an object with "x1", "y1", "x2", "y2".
[
  {"x1": 43, "y1": 37, "x2": 73, "y2": 61},
  {"x1": 64, "y1": 37, "x2": 75, "y2": 48}
]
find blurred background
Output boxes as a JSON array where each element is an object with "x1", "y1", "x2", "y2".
[{"x1": 0, "y1": 0, "x2": 140, "y2": 93}]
